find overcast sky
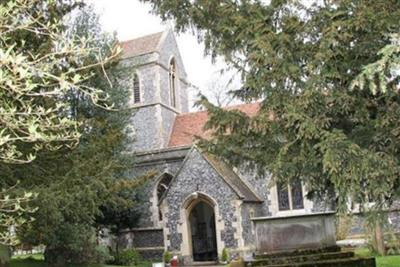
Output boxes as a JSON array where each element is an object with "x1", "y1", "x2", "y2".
[{"x1": 87, "y1": 0, "x2": 232, "y2": 109}]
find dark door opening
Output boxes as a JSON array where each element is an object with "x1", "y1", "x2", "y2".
[{"x1": 189, "y1": 201, "x2": 218, "y2": 261}]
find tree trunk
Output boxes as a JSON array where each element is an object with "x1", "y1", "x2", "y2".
[
  {"x1": 0, "y1": 245, "x2": 10, "y2": 267},
  {"x1": 373, "y1": 221, "x2": 386, "y2": 256}
]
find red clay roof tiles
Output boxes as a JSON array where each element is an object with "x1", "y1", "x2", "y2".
[{"x1": 168, "y1": 102, "x2": 260, "y2": 147}]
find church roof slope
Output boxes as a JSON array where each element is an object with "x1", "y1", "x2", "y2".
[
  {"x1": 202, "y1": 153, "x2": 263, "y2": 203},
  {"x1": 120, "y1": 31, "x2": 163, "y2": 59},
  {"x1": 168, "y1": 102, "x2": 260, "y2": 147}
]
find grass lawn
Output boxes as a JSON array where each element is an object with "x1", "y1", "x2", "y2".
[
  {"x1": 355, "y1": 248, "x2": 400, "y2": 267},
  {"x1": 10, "y1": 254, "x2": 152, "y2": 267},
  {"x1": 12, "y1": 250, "x2": 400, "y2": 267}
]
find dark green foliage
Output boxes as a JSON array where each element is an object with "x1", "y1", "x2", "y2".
[
  {"x1": 43, "y1": 244, "x2": 112, "y2": 266},
  {"x1": 142, "y1": 0, "x2": 400, "y2": 213},
  {"x1": 221, "y1": 248, "x2": 229, "y2": 262},
  {"x1": 163, "y1": 251, "x2": 172, "y2": 263},
  {"x1": 113, "y1": 249, "x2": 141, "y2": 266}
]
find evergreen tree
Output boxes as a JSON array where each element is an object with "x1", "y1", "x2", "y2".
[
  {"x1": 0, "y1": 0, "x2": 118, "y2": 258},
  {"x1": 1, "y1": 5, "x2": 145, "y2": 266},
  {"x1": 142, "y1": 0, "x2": 400, "y2": 214}
]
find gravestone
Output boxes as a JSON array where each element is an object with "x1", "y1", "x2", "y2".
[
  {"x1": 252, "y1": 212, "x2": 336, "y2": 253},
  {"x1": 248, "y1": 212, "x2": 376, "y2": 267}
]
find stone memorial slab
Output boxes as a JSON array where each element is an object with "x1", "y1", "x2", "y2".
[{"x1": 252, "y1": 212, "x2": 336, "y2": 253}]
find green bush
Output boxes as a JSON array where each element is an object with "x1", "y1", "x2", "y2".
[
  {"x1": 163, "y1": 251, "x2": 172, "y2": 263},
  {"x1": 95, "y1": 245, "x2": 113, "y2": 264},
  {"x1": 114, "y1": 249, "x2": 141, "y2": 266},
  {"x1": 221, "y1": 248, "x2": 229, "y2": 262},
  {"x1": 44, "y1": 242, "x2": 111, "y2": 265}
]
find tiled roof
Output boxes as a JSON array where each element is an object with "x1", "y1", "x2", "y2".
[
  {"x1": 168, "y1": 102, "x2": 260, "y2": 147},
  {"x1": 120, "y1": 32, "x2": 163, "y2": 59}
]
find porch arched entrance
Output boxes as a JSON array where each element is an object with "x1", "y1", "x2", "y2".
[{"x1": 188, "y1": 200, "x2": 218, "y2": 261}]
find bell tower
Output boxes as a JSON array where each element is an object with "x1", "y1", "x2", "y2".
[{"x1": 119, "y1": 30, "x2": 189, "y2": 152}]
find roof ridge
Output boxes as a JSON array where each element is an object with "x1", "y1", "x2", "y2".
[
  {"x1": 120, "y1": 31, "x2": 165, "y2": 59},
  {"x1": 119, "y1": 31, "x2": 164, "y2": 44},
  {"x1": 177, "y1": 102, "x2": 260, "y2": 117}
]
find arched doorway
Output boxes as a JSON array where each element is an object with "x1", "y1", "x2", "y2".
[{"x1": 189, "y1": 201, "x2": 218, "y2": 261}]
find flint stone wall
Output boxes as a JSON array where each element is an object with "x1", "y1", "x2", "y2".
[
  {"x1": 237, "y1": 169, "x2": 271, "y2": 248},
  {"x1": 131, "y1": 148, "x2": 189, "y2": 228},
  {"x1": 241, "y1": 203, "x2": 267, "y2": 248},
  {"x1": 164, "y1": 149, "x2": 240, "y2": 251}
]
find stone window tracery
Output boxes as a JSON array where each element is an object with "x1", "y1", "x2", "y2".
[{"x1": 277, "y1": 178, "x2": 304, "y2": 211}]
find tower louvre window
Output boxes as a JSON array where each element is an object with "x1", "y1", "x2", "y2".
[
  {"x1": 133, "y1": 73, "x2": 140, "y2": 103},
  {"x1": 169, "y1": 58, "x2": 177, "y2": 108}
]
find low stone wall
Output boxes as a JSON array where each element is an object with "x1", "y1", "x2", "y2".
[
  {"x1": 136, "y1": 248, "x2": 164, "y2": 261},
  {"x1": 119, "y1": 228, "x2": 164, "y2": 260},
  {"x1": 252, "y1": 212, "x2": 336, "y2": 253},
  {"x1": 348, "y1": 210, "x2": 400, "y2": 238}
]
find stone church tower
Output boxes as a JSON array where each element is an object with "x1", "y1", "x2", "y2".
[{"x1": 120, "y1": 30, "x2": 189, "y2": 151}]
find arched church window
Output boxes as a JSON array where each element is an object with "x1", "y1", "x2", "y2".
[
  {"x1": 277, "y1": 182, "x2": 290, "y2": 211},
  {"x1": 169, "y1": 58, "x2": 177, "y2": 108},
  {"x1": 133, "y1": 73, "x2": 141, "y2": 103},
  {"x1": 156, "y1": 173, "x2": 173, "y2": 221},
  {"x1": 277, "y1": 178, "x2": 304, "y2": 211}
]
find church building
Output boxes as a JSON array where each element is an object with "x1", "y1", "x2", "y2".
[{"x1": 116, "y1": 30, "x2": 326, "y2": 265}]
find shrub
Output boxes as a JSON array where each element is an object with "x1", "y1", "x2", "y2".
[
  {"x1": 94, "y1": 245, "x2": 113, "y2": 264},
  {"x1": 114, "y1": 249, "x2": 141, "y2": 266},
  {"x1": 44, "y1": 242, "x2": 111, "y2": 266},
  {"x1": 221, "y1": 248, "x2": 229, "y2": 262},
  {"x1": 384, "y1": 230, "x2": 400, "y2": 255},
  {"x1": 163, "y1": 251, "x2": 172, "y2": 263}
]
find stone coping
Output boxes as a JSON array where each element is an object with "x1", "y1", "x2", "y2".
[
  {"x1": 251, "y1": 211, "x2": 336, "y2": 221},
  {"x1": 351, "y1": 207, "x2": 400, "y2": 215},
  {"x1": 136, "y1": 247, "x2": 165, "y2": 251},
  {"x1": 119, "y1": 227, "x2": 163, "y2": 233},
  {"x1": 135, "y1": 145, "x2": 191, "y2": 156}
]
